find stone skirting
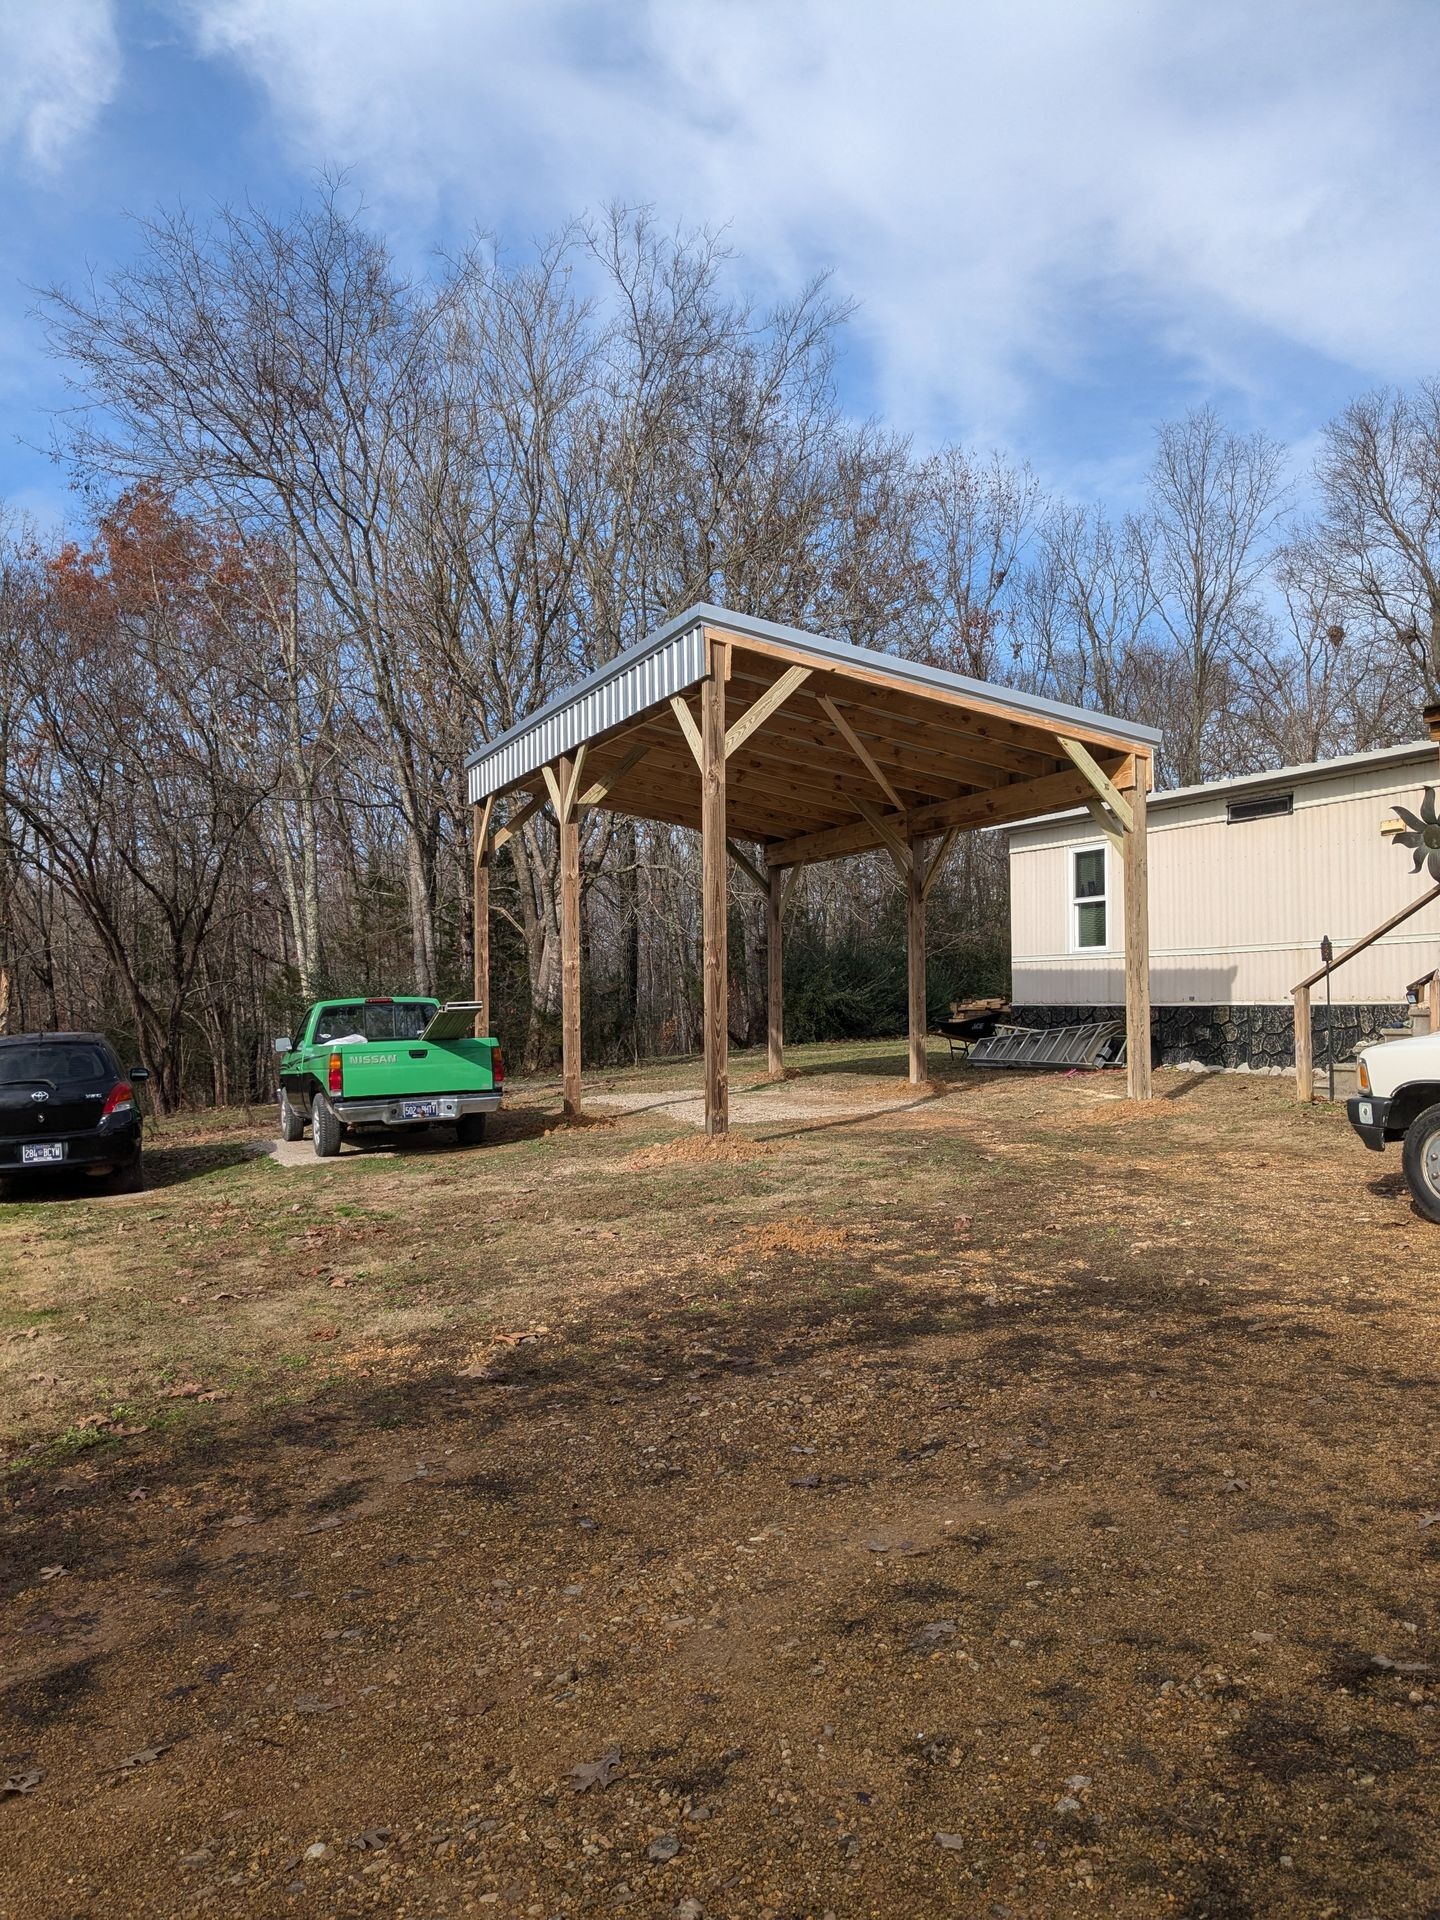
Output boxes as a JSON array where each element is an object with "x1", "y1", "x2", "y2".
[{"x1": 1007, "y1": 1002, "x2": 1410, "y2": 1072}]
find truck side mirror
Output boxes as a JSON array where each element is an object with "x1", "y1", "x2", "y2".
[{"x1": 274, "y1": 1037, "x2": 293, "y2": 1054}]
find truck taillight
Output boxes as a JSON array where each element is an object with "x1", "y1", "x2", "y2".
[
  {"x1": 492, "y1": 1045, "x2": 505, "y2": 1086},
  {"x1": 101, "y1": 1082, "x2": 134, "y2": 1118},
  {"x1": 1357, "y1": 1056, "x2": 1370, "y2": 1094},
  {"x1": 328, "y1": 1051, "x2": 343, "y2": 1095}
]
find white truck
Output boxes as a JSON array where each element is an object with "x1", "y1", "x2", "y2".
[{"x1": 1348, "y1": 1034, "x2": 1440, "y2": 1221}]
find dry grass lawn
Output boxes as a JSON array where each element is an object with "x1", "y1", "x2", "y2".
[{"x1": 0, "y1": 1041, "x2": 1437, "y2": 1919}]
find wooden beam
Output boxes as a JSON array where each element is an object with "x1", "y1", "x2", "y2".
[
  {"x1": 561, "y1": 742, "x2": 589, "y2": 822},
  {"x1": 920, "y1": 826, "x2": 960, "y2": 903},
  {"x1": 907, "y1": 834, "x2": 927, "y2": 1086},
  {"x1": 725, "y1": 665, "x2": 812, "y2": 760},
  {"x1": 557, "y1": 753, "x2": 582, "y2": 1120},
  {"x1": 726, "y1": 839, "x2": 769, "y2": 894},
  {"x1": 1083, "y1": 796, "x2": 1124, "y2": 848},
  {"x1": 472, "y1": 796, "x2": 494, "y2": 1037},
  {"x1": 1058, "y1": 735, "x2": 1134, "y2": 832},
  {"x1": 767, "y1": 863, "x2": 785, "y2": 1076},
  {"x1": 1293, "y1": 984, "x2": 1313, "y2": 1104},
  {"x1": 670, "y1": 694, "x2": 704, "y2": 769},
  {"x1": 701, "y1": 647, "x2": 730, "y2": 1136},
  {"x1": 577, "y1": 740, "x2": 650, "y2": 809},
  {"x1": 818, "y1": 692, "x2": 907, "y2": 812},
  {"x1": 491, "y1": 790, "x2": 544, "y2": 855},
  {"x1": 541, "y1": 762, "x2": 565, "y2": 820},
  {"x1": 1122, "y1": 767, "x2": 1151, "y2": 1100},
  {"x1": 853, "y1": 792, "x2": 913, "y2": 874},
  {"x1": 764, "y1": 764, "x2": 1105, "y2": 868}
]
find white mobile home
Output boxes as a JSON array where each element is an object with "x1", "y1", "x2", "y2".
[{"x1": 1007, "y1": 740, "x2": 1440, "y2": 1069}]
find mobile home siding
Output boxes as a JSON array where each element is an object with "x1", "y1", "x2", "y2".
[{"x1": 1010, "y1": 748, "x2": 1440, "y2": 1022}]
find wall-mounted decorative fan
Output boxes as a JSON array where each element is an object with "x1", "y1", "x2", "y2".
[{"x1": 1394, "y1": 788, "x2": 1440, "y2": 880}]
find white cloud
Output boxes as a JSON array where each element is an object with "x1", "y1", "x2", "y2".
[
  {"x1": 0, "y1": 0, "x2": 119, "y2": 172},
  {"x1": 178, "y1": 0, "x2": 1440, "y2": 443}
]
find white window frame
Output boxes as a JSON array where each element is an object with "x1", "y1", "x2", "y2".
[{"x1": 1069, "y1": 840, "x2": 1111, "y2": 953}]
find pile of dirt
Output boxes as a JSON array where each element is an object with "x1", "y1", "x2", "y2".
[{"x1": 623, "y1": 1133, "x2": 773, "y2": 1170}]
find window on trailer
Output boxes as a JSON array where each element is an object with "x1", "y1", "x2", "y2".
[{"x1": 1072, "y1": 845, "x2": 1108, "y2": 950}]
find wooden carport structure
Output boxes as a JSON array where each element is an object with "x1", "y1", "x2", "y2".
[{"x1": 467, "y1": 606, "x2": 1162, "y2": 1134}]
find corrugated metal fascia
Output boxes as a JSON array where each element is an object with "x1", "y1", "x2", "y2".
[{"x1": 467, "y1": 623, "x2": 706, "y2": 802}]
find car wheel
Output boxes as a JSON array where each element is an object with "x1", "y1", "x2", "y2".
[
  {"x1": 1402, "y1": 1103, "x2": 1440, "y2": 1224},
  {"x1": 312, "y1": 1095, "x2": 344, "y2": 1159},
  {"x1": 108, "y1": 1156, "x2": 145, "y2": 1195},
  {"x1": 279, "y1": 1088, "x2": 306, "y2": 1142},
  {"x1": 456, "y1": 1113, "x2": 487, "y2": 1147}
]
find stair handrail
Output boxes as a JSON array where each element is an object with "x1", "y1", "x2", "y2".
[{"x1": 1292, "y1": 880, "x2": 1440, "y2": 1101}]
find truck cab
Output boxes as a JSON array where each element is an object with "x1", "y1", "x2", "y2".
[
  {"x1": 277, "y1": 996, "x2": 503, "y2": 1157},
  {"x1": 1347, "y1": 1032, "x2": 1440, "y2": 1220}
]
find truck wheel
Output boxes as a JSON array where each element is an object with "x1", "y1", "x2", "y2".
[
  {"x1": 1402, "y1": 1103, "x2": 1440, "y2": 1224},
  {"x1": 279, "y1": 1088, "x2": 306, "y2": 1142},
  {"x1": 312, "y1": 1096, "x2": 344, "y2": 1159},
  {"x1": 456, "y1": 1113, "x2": 487, "y2": 1148}
]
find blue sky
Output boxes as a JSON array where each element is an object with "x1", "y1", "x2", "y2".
[{"x1": 4, "y1": 0, "x2": 1440, "y2": 531}]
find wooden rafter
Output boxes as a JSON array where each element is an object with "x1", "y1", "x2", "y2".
[{"x1": 852, "y1": 793, "x2": 913, "y2": 873}]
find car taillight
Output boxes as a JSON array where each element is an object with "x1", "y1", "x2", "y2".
[
  {"x1": 1357, "y1": 1056, "x2": 1370, "y2": 1094},
  {"x1": 328, "y1": 1051, "x2": 343, "y2": 1095},
  {"x1": 492, "y1": 1045, "x2": 505, "y2": 1087},
  {"x1": 102, "y1": 1082, "x2": 134, "y2": 1118}
]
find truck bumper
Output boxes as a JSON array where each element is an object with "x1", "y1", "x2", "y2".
[
  {"x1": 1346, "y1": 1095, "x2": 1391, "y2": 1152},
  {"x1": 332, "y1": 1091, "x2": 502, "y2": 1128}
]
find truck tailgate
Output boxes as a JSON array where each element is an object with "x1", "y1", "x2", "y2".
[{"x1": 336, "y1": 1038, "x2": 497, "y2": 1099}]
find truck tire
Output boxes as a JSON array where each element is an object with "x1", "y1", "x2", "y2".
[
  {"x1": 279, "y1": 1088, "x2": 306, "y2": 1141},
  {"x1": 312, "y1": 1095, "x2": 344, "y2": 1159},
  {"x1": 456, "y1": 1113, "x2": 487, "y2": 1148},
  {"x1": 1402, "y1": 1102, "x2": 1440, "y2": 1224}
]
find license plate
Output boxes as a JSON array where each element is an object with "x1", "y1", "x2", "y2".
[
  {"x1": 1357, "y1": 1101, "x2": 1374, "y2": 1126},
  {"x1": 22, "y1": 1142, "x2": 65, "y2": 1164},
  {"x1": 401, "y1": 1098, "x2": 456, "y2": 1121}
]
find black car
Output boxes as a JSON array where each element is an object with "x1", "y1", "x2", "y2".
[{"x1": 0, "y1": 1033, "x2": 148, "y2": 1193}]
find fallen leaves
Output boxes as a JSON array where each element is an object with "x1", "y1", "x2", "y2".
[
  {"x1": 567, "y1": 1747, "x2": 622, "y2": 1792},
  {"x1": 1, "y1": 1772, "x2": 42, "y2": 1796}
]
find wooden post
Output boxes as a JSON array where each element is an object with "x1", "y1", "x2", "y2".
[
  {"x1": 556, "y1": 754, "x2": 582, "y2": 1120},
  {"x1": 1122, "y1": 767, "x2": 1152, "y2": 1100},
  {"x1": 767, "y1": 863, "x2": 784, "y2": 1076},
  {"x1": 471, "y1": 800, "x2": 490, "y2": 1038},
  {"x1": 1293, "y1": 984, "x2": 1313, "y2": 1103},
  {"x1": 906, "y1": 835, "x2": 927, "y2": 1086},
  {"x1": 1428, "y1": 972, "x2": 1440, "y2": 1034},
  {"x1": 701, "y1": 644, "x2": 729, "y2": 1135}
]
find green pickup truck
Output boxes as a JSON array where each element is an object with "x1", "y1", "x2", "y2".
[{"x1": 275, "y1": 997, "x2": 503, "y2": 1157}]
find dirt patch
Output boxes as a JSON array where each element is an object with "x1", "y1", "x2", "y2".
[
  {"x1": 623, "y1": 1133, "x2": 774, "y2": 1169},
  {"x1": 1, "y1": 1055, "x2": 1437, "y2": 1918},
  {"x1": 745, "y1": 1216, "x2": 853, "y2": 1257}
]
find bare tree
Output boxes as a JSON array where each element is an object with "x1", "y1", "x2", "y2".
[{"x1": 1145, "y1": 406, "x2": 1288, "y2": 785}]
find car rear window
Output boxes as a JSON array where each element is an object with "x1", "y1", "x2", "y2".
[
  {"x1": 0, "y1": 1044, "x2": 112, "y2": 1086},
  {"x1": 313, "y1": 1002, "x2": 437, "y2": 1043}
]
